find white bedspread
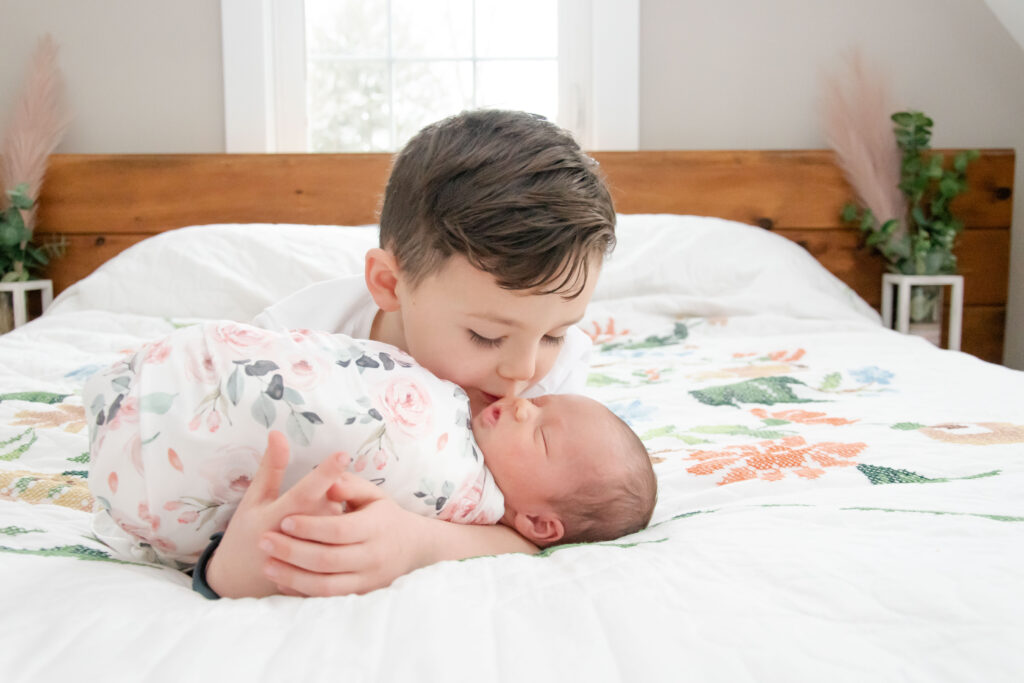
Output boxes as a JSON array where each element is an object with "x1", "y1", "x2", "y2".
[{"x1": 1, "y1": 216, "x2": 1021, "y2": 682}]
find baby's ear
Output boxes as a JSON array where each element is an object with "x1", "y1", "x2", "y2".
[
  {"x1": 364, "y1": 248, "x2": 402, "y2": 312},
  {"x1": 512, "y1": 511, "x2": 565, "y2": 547}
]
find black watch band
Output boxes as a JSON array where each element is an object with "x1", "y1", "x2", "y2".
[{"x1": 191, "y1": 531, "x2": 224, "y2": 600}]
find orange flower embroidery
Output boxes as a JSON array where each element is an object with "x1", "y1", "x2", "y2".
[
  {"x1": 685, "y1": 436, "x2": 867, "y2": 485},
  {"x1": 11, "y1": 404, "x2": 86, "y2": 433},
  {"x1": 769, "y1": 349, "x2": 806, "y2": 362},
  {"x1": 587, "y1": 318, "x2": 631, "y2": 344},
  {"x1": 750, "y1": 408, "x2": 858, "y2": 426}
]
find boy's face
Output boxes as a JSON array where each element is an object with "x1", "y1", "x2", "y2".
[
  {"x1": 395, "y1": 254, "x2": 598, "y2": 415},
  {"x1": 471, "y1": 394, "x2": 619, "y2": 512}
]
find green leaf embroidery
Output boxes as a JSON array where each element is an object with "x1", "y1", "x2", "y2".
[
  {"x1": 688, "y1": 425, "x2": 792, "y2": 439},
  {"x1": 819, "y1": 372, "x2": 842, "y2": 391},
  {"x1": 0, "y1": 392, "x2": 69, "y2": 405},
  {"x1": 0, "y1": 428, "x2": 37, "y2": 461},
  {"x1": 638, "y1": 424, "x2": 709, "y2": 445},
  {"x1": 587, "y1": 373, "x2": 628, "y2": 387},
  {"x1": 891, "y1": 422, "x2": 925, "y2": 431},
  {"x1": 689, "y1": 377, "x2": 814, "y2": 408},
  {"x1": 67, "y1": 452, "x2": 90, "y2": 464},
  {"x1": 857, "y1": 463, "x2": 1000, "y2": 485},
  {"x1": 0, "y1": 526, "x2": 42, "y2": 537}
]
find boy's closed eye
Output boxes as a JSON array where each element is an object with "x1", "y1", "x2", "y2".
[
  {"x1": 469, "y1": 330, "x2": 502, "y2": 348},
  {"x1": 468, "y1": 330, "x2": 567, "y2": 347}
]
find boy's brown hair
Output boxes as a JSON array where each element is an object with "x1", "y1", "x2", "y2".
[{"x1": 379, "y1": 109, "x2": 616, "y2": 297}]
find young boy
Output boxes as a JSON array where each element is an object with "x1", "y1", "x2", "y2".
[
  {"x1": 85, "y1": 323, "x2": 656, "y2": 568},
  {"x1": 207, "y1": 109, "x2": 619, "y2": 598}
]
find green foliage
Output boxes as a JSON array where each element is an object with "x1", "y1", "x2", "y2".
[
  {"x1": 842, "y1": 111, "x2": 979, "y2": 275},
  {"x1": 0, "y1": 183, "x2": 65, "y2": 282}
]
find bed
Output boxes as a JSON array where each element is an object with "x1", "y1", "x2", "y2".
[{"x1": 1, "y1": 151, "x2": 1021, "y2": 682}]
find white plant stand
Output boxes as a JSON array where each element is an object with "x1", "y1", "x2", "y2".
[
  {"x1": 881, "y1": 274, "x2": 964, "y2": 350},
  {"x1": 0, "y1": 279, "x2": 53, "y2": 331}
]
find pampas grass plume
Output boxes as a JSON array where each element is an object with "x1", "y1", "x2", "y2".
[
  {"x1": 1, "y1": 34, "x2": 71, "y2": 233},
  {"x1": 822, "y1": 51, "x2": 905, "y2": 237}
]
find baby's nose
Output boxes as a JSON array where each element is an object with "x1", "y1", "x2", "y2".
[{"x1": 512, "y1": 397, "x2": 533, "y2": 422}]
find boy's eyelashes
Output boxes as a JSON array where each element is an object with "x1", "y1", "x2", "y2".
[
  {"x1": 467, "y1": 330, "x2": 567, "y2": 348},
  {"x1": 469, "y1": 330, "x2": 502, "y2": 348}
]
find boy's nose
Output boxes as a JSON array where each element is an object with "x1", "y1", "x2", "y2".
[{"x1": 498, "y1": 346, "x2": 537, "y2": 384}]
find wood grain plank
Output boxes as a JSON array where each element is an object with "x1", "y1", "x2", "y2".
[
  {"x1": 36, "y1": 154, "x2": 393, "y2": 232},
  {"x1": 591, "y1": 149, "x2": 1014, "y2": 230},
  {"x1": 960, "y1": 305, "x2": 1006, "y2": 364},
  {"x1": 778, "y1": 228, "x2": 1009, "y2": 307}
]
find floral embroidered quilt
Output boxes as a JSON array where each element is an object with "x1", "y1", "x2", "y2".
[{"x1": 1, "y1": 217, "x2": 1021, "y2": 682}]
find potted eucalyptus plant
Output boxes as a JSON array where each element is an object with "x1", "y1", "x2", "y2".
[
  {"x1": 840, "y1": 111, "x2": 978, "y2": 344},
  {"x1": 0, "y1": 183, "x2": 64, "y2": 332}
]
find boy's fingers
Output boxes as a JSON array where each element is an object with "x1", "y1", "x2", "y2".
[
  {"x1": 325, "y1": 471, "x2": 386, "y2": 509},
  {"x1": 276, "y1": 450, "x2": 350, "y2": 510},
  {"x1": 263, "y1": 557, "x2": 367, "y2": 598},
  {"x1": 262, "y1": 530, "x2": 370, "y2": 573},
  {"x1": 248, "y1": 430, "x2": 291, "y2": 503},
  {"x1": 276, "y1": 509, "x2": 369, "y2": 545}
]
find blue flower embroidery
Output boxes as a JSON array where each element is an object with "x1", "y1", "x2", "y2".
[
  {"x1": 850, "y1": 366, "x2": 893, "y2": 385},
  {"x1": 607, "y1": 399, "x2": 657, "y2": 427}
]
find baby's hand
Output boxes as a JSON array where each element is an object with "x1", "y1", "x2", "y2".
[{"x1": 205, "y1": 431, "x2": 349, "y2": 598}]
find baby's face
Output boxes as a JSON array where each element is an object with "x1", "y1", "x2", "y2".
[{"x1": 471, "y1": 394, "x2": 619, "y2": 512}]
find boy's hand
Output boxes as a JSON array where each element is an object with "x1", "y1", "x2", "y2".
[
  {"x1": 261, "y1": 478, "x2": 540, "y2": 597},
  {"x1": 205, "y1": 431, "x2": 349, "y2": 598},
  {"x1": 258, "y1": 474, "x2": 431, "y2": 596}
]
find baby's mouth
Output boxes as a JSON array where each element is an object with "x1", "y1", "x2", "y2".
[{"x1": 483, "y1": 403, "x2": 502, "y2": 427}]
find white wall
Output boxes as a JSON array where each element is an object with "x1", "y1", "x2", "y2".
[
  {"x1": 0, "y1": 0, "x2": 223, "y2": 153},
  {"x1": 1, "y1": 0, "x2": 1021, "y2": 368},
  {"x1": 640, "y1": 0, "x2": 1024, "y2": 369}
]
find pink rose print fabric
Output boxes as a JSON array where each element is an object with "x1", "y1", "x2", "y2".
[{"x1": 85, "y1": 322, "x2": 504, "y2": 568}]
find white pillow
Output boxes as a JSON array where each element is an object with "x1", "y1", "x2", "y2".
[
  {"x1": 594, "y1": 214, "x2": 880, "y2": 325},
  {"x1": 48, "y1": 216, "x2": 880, "y2": 325},
  {"x1": 48, "y1": 223, "x2": 380, "y2": 320}
]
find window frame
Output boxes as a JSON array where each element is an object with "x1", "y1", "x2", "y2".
[{"x1": 220, "y1": 0, "x2": 638, "y2": 152}]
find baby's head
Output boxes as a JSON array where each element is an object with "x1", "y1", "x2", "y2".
[{"x1": 471, "y1": 395, "x2": 657, "y2": 548}]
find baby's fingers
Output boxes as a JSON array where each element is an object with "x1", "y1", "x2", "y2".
[
  {"x1": 325, "y1": 470, "x2": 387, "y2": 510},
  {"x1": 273, "y1": 450, "x2": 350, "y2": 513}
]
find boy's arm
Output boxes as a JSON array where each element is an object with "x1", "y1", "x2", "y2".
[{"x1": 259, "y1": 475, "x2": 538, "y2": 597}]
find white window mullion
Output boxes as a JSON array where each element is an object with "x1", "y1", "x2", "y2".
[{"x1": 220, "y1": 0, "x2": 306, "y2": 152}]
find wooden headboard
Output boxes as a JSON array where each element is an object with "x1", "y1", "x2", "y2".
[{"x1": 35, "y1": 150, "x2": 1014, "y2": 364}]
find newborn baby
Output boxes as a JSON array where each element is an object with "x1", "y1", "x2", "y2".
[{"x1": 85, "y1": 322, "x2": 656, "y2": 567}]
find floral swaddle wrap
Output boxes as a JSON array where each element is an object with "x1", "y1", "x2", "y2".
[{"x1": 85, "y1": 322, "x2": 505, "y2": 567}]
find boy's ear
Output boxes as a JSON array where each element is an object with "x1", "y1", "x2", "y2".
[
  {"x1": 512, "y1": 510, "x2": 565, "y2": 547},
  {"x1": 364, "y1": 248, "x2": 402, "y2": 312}
]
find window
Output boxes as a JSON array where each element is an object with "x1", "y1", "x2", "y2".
[{"x1": 221, "y1": 0, "x2": 637, "y2": 152}]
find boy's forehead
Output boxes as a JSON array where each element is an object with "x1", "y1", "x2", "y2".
[{"x1": 421, "y1": 254, "x2": 599, "y2": 310}]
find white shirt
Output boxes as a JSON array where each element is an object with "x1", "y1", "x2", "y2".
[{"x1": 251, "y1": 276, "x2": 592, "y2": 397}]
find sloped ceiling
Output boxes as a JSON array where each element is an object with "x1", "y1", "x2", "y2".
[{"x1": 985, "y1": 0, "x2": 1024, "y2": 51}]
